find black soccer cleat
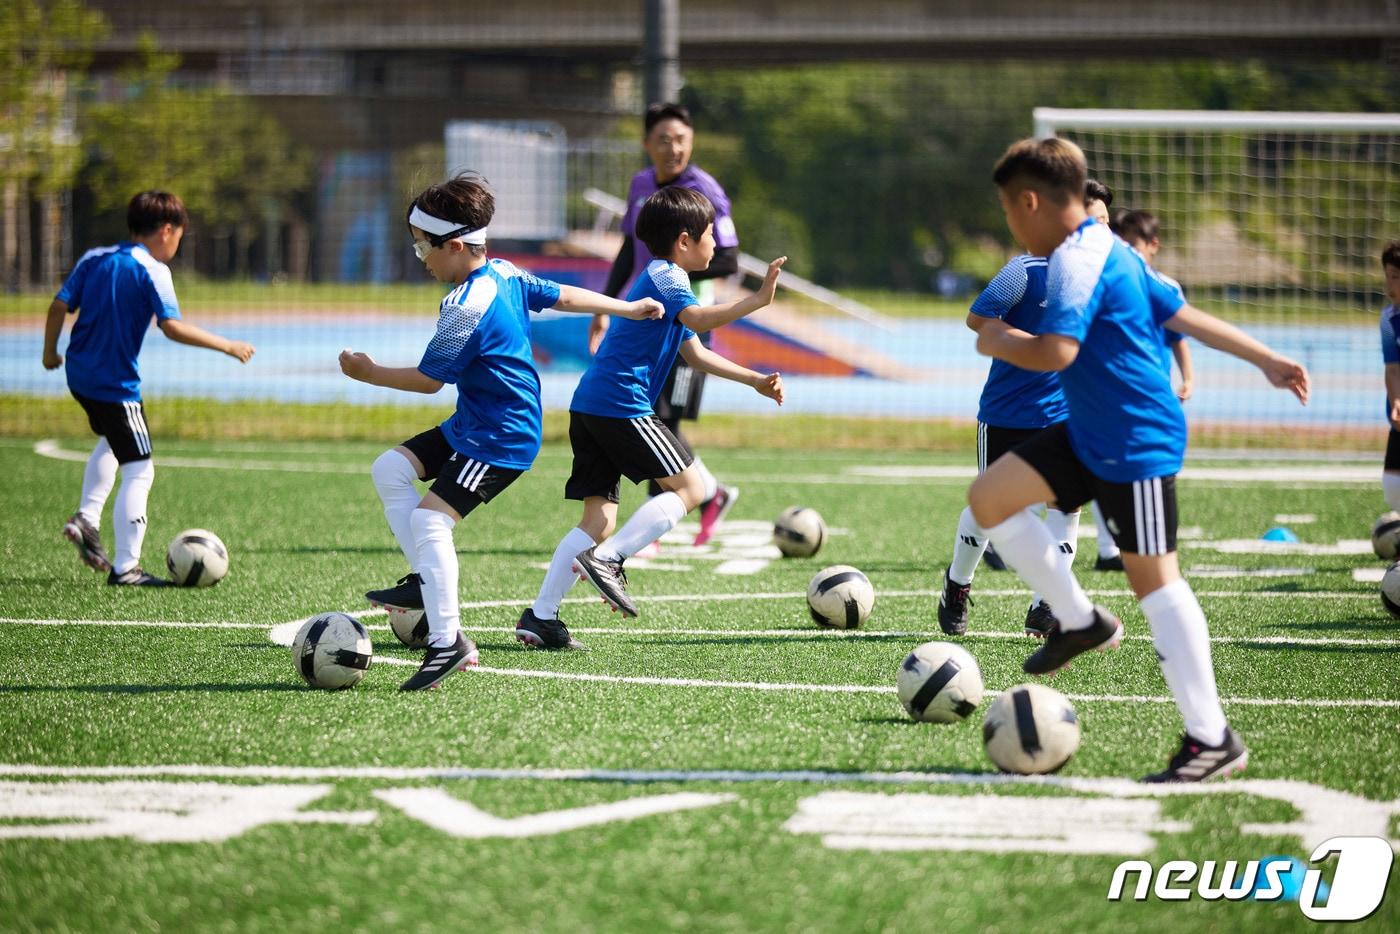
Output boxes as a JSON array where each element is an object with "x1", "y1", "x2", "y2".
[
  {"x1": 1142, "y1": 728, "x2": 1249, "y2": 783},
  {"x1": 366, "y1": 572, "x2": 424, "y2": 610},
  {"x1": 981, "y1": 544, "x2": 1007, "y2": 571},
  {"x1": 572, "y1": 547, "x2": 637, "y2": 618},
  {"x1": 514, "y1": 608, "x2": 588, "y2": 651},
  {"x1": 1022, "y1": 605, "x2": 1122, "y2": 675},
  {"x1": 63, "y1": 513, "x2": 111, "y2": 573},
  {"x1": 1093, "y1": 553, "x2": 1125, "y2": 572},
  {"x1": 936, "y1": 568, "x2": 971, "y2": 636},
  {"x1": 107, "y1": 566, "x2": 169, "y2": 587},
  {"x1": 398, "y1": 632, "x2": 478, "y2": 691},
  {"x1": 1023, "y1": 601, "x2": 1058, "y2": 639}
]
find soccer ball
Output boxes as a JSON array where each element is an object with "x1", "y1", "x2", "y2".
[
  {"x1": 807, "y1": 565, "x2": 874, "y2": 629},
  {"x1": 166, "y1": 528, "x2": 229, "y2": 587},
  {"x1": 896, "y1": 641, "x2": 984, "y2": 723},
  {"x1": 1373, "y1": 512, "x2": 1400, "y2": 560},
  {"x1": 982, "y1": 683, "x2": 1081, "y2": 774},
  {"x1": 386, "y1": 606, "x2": 429, "y2": 648},
  {"x1": 1381, "y1": 563, "x2": 1400, "y2": 618},
  {"x1": 774, "y1": 506, "x2": 826, "y2": 557},
  {"x1": 292, "y1": 612, "x2": 373, "y2": 690}
]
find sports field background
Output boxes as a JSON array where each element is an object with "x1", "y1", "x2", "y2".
[{"x1": 0, "y1": 436, "x2": 1395, "y2": 932}]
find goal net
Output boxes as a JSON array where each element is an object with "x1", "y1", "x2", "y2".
[{"x1": 1034, "y1": 108, "x2": 1400, "y2": 449}]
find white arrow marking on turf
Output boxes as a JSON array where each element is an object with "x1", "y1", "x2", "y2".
[{"x1": 372, "y1": 788, "x2": 735, "y2": 839}]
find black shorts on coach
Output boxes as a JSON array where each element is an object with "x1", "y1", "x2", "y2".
[
  {"x1": 399, "y1": 426, "x2": 522, "y2": 518},
  {"x1": 1011, "y1": 422, "x2": 1179, "y2": 556},
  {"x1": 72, "y1": 391, "x2": 153, "y2": 463},
  {"x1": 653, "y1": 359, "x2": 706, "y2": 422},
  {"x1": 565, "y1": 410, "x2": 695, "y2": 503}
]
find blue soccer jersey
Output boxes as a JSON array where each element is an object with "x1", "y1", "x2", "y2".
[
  {"x1": 969, "y1": 255, "x2": 1068, "y2": 429},
  {"x1": 1039, "y1": 220, "x2": 1188, "y2": 482},
  {"x1": 570, "y1": 260, "x2": 697, "y2": 418},
  {"x1": 56, "y1": 243, "x2": 182, "y2": 403},
  {"x1": 416, "y1": 258, "x2": 561, "y2": 471},
  {"x1": 1381, "y1": 303, "x2": 1400, "y2": 365}
]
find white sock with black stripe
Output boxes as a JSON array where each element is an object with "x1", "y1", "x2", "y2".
[
  {"x1": 533, "y1": 527, "x2": 596, "y2": 620},
  {"x1": 1141, "y1": 578, "x2": 1228, "y2": 746},
  {"x1": 1091, "y1": 501, "x2": 1119, "y2": 559},
  {"x1": 982, "y1": 509, "x2": 1095, "y2": 630},
  {"x1": 411, "y1": 508, "x2": 460, "y2": 649},
  {"x1": 79, "y1": 437, "x2": 118, "y2": 527},
  {"x1": 948, "y1": 507, "x2": 988, "y2": 586},
  {"x1": 1034, "y1": 508, "x2": 1080, "y2": 607},
  {"x1": 371, "y1": 449, "x2": 421, "y2": 571},
  {"x1": 112, "y1": 459, "x2": 154, "y2": 575},
  {"x1": 596, "y1": 492, "x2": 687, "y2": 562}
]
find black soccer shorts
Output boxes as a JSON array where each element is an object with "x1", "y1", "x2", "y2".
[
  {"x1": 564, "y1": 411, "x2": 695, "y2": 503},
  {"x1": 399, "y1": 427, "x2": 522, "y2": 518},
  {"x1": 653, "y1": 359, "x2": 707, "y2": 422},
  {"x1": 977, "y1": 422, "x2": 1055, "y2": 473},
  {"x1": 1012, "y1": 422, "x2": 1178, "y2": 556},
  {"x1": 72, "y1": 391, "x2": 153, "y2": 463},
  {"x1": 1386, "y1": 428, "x2": 1400, "y2": 471}
]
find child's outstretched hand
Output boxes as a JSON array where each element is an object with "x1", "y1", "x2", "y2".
[
  {"x1": 1263, "y1": 354, "x2": 1309, "y2": 405},
  {"x1": 755, "y1": 256, "x2": 788, "y2": 305},
  {"x1": 753, "y1": 371, "x2": 784, "y2": 405},
  {"x1": 626, "y1": 298, "x2": 665, "y2": 321},
  {"x1": 226, "y1": 341, "x2": 255, "y2": 363},
  {"x1": 339, "y1": 348, "x2": 376, "y2": 382}
]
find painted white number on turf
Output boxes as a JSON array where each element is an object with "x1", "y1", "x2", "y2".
[{"x1": 0, "y1": 781, "x2": 374, "y2": 843}]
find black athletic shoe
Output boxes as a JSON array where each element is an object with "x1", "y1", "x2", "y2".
[
  {"x1": 1022, "y1": 605, "x2": 1122, "y2": 675},
  {"x1": 398, "y1": 632, "x2": 478, "y2": 691},
  {"x1": 572, "y1": 547, "x2": 637, "y2": 617},
  {"x1": 514, "y1": 608, "x2": 588, "y2": 651},
  {"x1": 1023, "y1": 601, "x2": 1058, "y2": 639},
  {"x1": 63, "y1": 513, "x2": 110, "y2": 572},
  {"x1": 936, "y1": 569, "x2": 971, "y2": 636},
  {"x1": 1094, "y1": 553, "x2": 1125, "y2": 572},
  {"x1": 366, "y1": 572, "x2": 424, "y2": 610},
  {"x1": 107, "y1": 566, "x2": 169, "y2": 587},
  {"x1": 1142, "y1": 728, "x2": 1249, "y2": 783},
  {"x1": 981, "y1": 544, "x2": 1008, "y2": 571}
]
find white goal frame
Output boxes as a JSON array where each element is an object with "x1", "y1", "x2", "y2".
[{"x1": 1033, "y1": 108, "x2": 1400, "y2": 138}]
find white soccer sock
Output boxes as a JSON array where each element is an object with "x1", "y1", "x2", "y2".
[
  {"x1": 411, "y1": 508, "x2": 460, "y2": 649},
  {"x1": 1091, "y1": 500, "x2": 1119, "y2": 559},
  {"x1": 596, "y1": 492, "x2": 687, "y2": 561},
  {"x1": 983, "y1": 508, "x2": 1095, "y2": 629},
  {"x1": 1141, "y1": 578, "x2": 1228, "y2": 746},
  {"x1": 693, "y1": 457, "x2": 720, "y2": 503},
  {"x1": 948, "y1": 506, "x2": 988, "y2": 586},
  {"x1": 372, "y1": 449, "x2": 422, "y2": 572},
  {"x1": 533, "y1": 527, "x2": 596, "y2": 620},
  {"x1": 1032, "y1": 508, "x2": 1081, "y2": 607},
  {"x1": 78, "y1": 437, "x2": 118, "y2": 527},
  {"x1": 1384, "y1": 473, "x2": 1400, "y2": 512},
  {"x1": 112, "y1": 459, "x2": 154, "y2": 574}
]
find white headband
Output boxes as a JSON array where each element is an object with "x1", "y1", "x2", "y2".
[{"x1": 409, "y1": 204, "x2": 488, "y2": 245}]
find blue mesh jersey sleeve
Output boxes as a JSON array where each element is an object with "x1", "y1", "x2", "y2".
[
  {"x1": 969, "y1": 257, "x2": 1031, "y2": 319},
  {"x1": 1042, "y1": 224, "x2": 1112, "y2": 342},
  {"x1": 650, "y1": 261, "x2": 700, "y2": 318},
  {"x1": 1144, "y1": 264, "x2": 1186, "y2": 326},
  {"x1": 1383, "y1": 306, "x2": 1400, "y2": 365},
  {"x1": 55, "y1": 247, "x2": 114, "y2": 310},
  {"x1": 490, "y1": 258, "x2": 562, "y2": 312},
  {"x1": 417, "y1": 278, "x2": 495, "y2": 384}
]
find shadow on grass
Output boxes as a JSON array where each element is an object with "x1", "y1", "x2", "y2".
[{"x1": 0, "y1": 682, "x2": 306, "y2": 695}]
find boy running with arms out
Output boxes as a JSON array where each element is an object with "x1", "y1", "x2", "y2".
[
  {"x1": 519, "y1": 186, "x2": 785, "y2": 649},
  {"x1": 340, "y1": 173, "x2": 664, "y2": 691},
  {"x1": 967, "y1": 138, "x2": 1309, "y2": 781},
  {"x1": 44, "y1": 191, "x2": 255, "y2": 585}
]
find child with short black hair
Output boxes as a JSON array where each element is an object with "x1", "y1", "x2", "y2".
[
  {"x1": 340, "y1": 172, "x2": 665, "y2": 690},
  {"x1": 44, "y1": 190, "x2": 255, "y2": 585},
  {"x1": 1378, "y1": 240, "x2": 1400, "y2": 511},
  {"x1": 519, "y1": 186, "x2": 785, "y2": 649}
]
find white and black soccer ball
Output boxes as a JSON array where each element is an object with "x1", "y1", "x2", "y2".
[
  {"x1": 896, "y1": 641, "x2": 984, "y2": 723},
  {"x1": 982, "y1": 683, "x2": 1081, "y2": 775},
  {"x1": 1373, "y1": 512, "x2": 1400, "y2": 561},
  {"x1": 1381, "y1": 563, "x2": 1400, "y2": 619},
  {"x1": 166, "y1": 528, "x2": 229, "y2": 587},
  {"x1": 386, "y1": 606, "x2": 429, "y2": 649},
  {"x1": 292, "y1": 612, "x2": 373, "y2": 690},
  {"x1": 806, "y1": 565, "x2": 874, "y2": 629},
  {"x1": 774, "y1": 506, "x2": 827, "y2": 558}
]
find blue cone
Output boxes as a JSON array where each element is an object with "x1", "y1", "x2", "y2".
[{"x1": 1262, "y1": 527, "x2": 1299, "y2": 543}]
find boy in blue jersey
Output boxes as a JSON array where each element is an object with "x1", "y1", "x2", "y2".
[
  {"x1": 1376, "y1": 242, "x2": 1400, "y2": 511},
  {"x1": 968, "y1": 138, "x2": 1309, "y2": 782},
  {"x1": 42, "y1": 191, "x2": 256, "y2": 585},
  {"x1": 339, "y1": 173, "x2": 665, "y2": 690},
  {"x1": 518, "y1": 186, "x2": 785, "y2": 649},
  {"x1": 937, "y1": 251, "x2": 1077, "y2": 638}
]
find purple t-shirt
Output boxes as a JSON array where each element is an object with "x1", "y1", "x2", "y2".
[{"x1": 620, "y1": 164, "x2": 739, "y2": 292}]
